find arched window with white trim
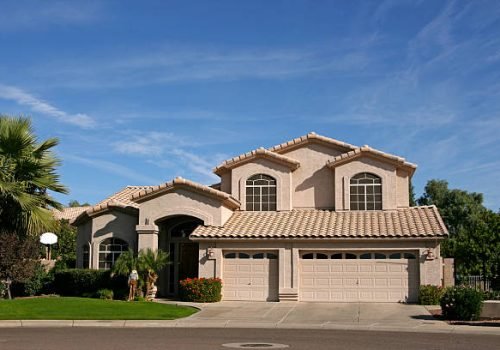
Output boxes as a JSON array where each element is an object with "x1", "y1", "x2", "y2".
[
  {"x1": 246, "y1": 174, "x2": 277, "y2": 211},
  {"x1": 98, "y1": 238, "x2": 128, "y2": 269},
  {"x1": 350, "y1": 173, "x2": 382, "y2": 210}
]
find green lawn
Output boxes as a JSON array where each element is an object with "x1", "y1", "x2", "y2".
[{"x1": 0, "y1": 297, "x2": 198, "y2": 320}]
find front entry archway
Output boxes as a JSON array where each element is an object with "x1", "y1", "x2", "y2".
[{"x1": 157, "y1": 216, "x2": 202, "y2": 297}]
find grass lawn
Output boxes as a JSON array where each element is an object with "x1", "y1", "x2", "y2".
[{"x1": 0, "y1": 297, "x2": 198, "y2": 320}]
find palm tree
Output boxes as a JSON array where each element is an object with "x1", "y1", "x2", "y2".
[
  {"x1": 138, "y1": 248, "x2": 170, "y2": 300},
  {"x1": 0, "y1": 116, "x2": 67, "y2": 236},
  {"x1": 112, "y1": 249, "x2": 138, "y2": 276}
]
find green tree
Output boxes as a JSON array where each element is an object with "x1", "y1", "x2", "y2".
[
  {"x1": 0, "y1": 232, "x2": 39, "y2": 299},
  {"x1": 68, "y1": 200, "x2": 90, "y2": 207},
  {"x1": 52, "y1": 219, "x2": 77, "y2": 268},
  {"x1": 418, "y1": 179, "x2": 499, "y2": 279},
  {"x1": 0, "y1": 116, "x2": 67, "y2": 236},
  {"x1": 409, "y1": 180, "x2": 416, "y2": 207}
]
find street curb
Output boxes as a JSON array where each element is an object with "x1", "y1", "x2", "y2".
[{"x1": 0, "y1": 320, "x2": 499, "y2": 335}]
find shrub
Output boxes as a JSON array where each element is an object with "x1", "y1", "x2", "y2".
[
  {"x1": 134, "y1": 295, "x2": 146, "y2": 302},
  {"x1": 96, "y1": 289, "x2": 114, "y2": 300},
  {"x1": 179, "y1": 277, "x2": 222, "y2": 303},
  {"x1": 483, "y1": 290, "x2": 500, "y2": 301},
  {"x1": 53, "y1": 269, "x2": 128, "y2": 298},
  {"x1": 23, "y1": 263, "x2": 54, "y2": 296},
  {"x1": 440, "y1": 286, "x2": 484, "y2": 321},
  {"x1": 418, "y1": 285, "x2": 444, "y2": 305}
]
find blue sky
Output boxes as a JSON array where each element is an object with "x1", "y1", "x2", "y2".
[{"x1": 0, "y1": 0, "x2": 499, "y2": 209}]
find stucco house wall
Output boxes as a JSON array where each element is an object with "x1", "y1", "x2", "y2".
[
  {"x1": 333, "y1": 157, "x2": 399, "y2": 210},
  {"x1": 76, "y1": 210, "x2": 138, "y2": 269},
  {"x1": 279, "y1": 142, "x2": 344, "y2": 210},
  {"x1": 229, "y1": 158, "x2": 293, "y2": 211}
]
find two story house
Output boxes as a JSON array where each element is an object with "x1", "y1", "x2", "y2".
[{"x1": 73, "y1": 132, "x2": 448, "y2": 303}]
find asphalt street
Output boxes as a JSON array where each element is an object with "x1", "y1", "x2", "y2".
[{"x1": 0, "y1": 327, "x2": 498, "y2": 350}]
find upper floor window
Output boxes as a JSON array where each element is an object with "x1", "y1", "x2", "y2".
[
  {"x1": 246, "y1": 174, "x2": 277, "y2": 211},
  {"x1": 350, "y1": 173, "x2": 382, "y2": 210},
  {"x1": 98, "y1": 238, "x2": 128, "y2": 269}
]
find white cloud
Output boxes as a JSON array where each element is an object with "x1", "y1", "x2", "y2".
[
  {"x1": 30, "y1": 44, "x2": 378, "y2": 89},
  {"x1": 112, "y1": 131, "x2": 220, "y2": 183},
  {"x1": 64, "y1": 154, "x2": 161, "y2": 185},
  {"x1": 0, "y1": 84, "x2": 96, "y2": 128}
]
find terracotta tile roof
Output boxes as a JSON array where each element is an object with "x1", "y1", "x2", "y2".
[
  {"x1": 95, "y1": 186, "x2": 154, "y2": 208},
  {"x1": 52, "y1": 206, "x2": 91, "y2": 221},
  {"x1": 268, "y1": 132, "x2": 357, "y2": 154},
  {"x1": 71, "y1": 186, "x2": 154, "y2": 224},
  {"x1": 327, "y1": 145, "x2": 417, "y2": 175},
  {"x1": 131, "y1": 177, "x2": 240, "y2": 209},
  {"x1": 191, "y1": 206, "x2": 448, "y2": 239},
  {"x1": 214, "y1": 147, "x2": 300, "y2": 175}
]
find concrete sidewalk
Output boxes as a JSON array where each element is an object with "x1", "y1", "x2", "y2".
[{"x1": 1, "y1": 301, "x2": 499, "y2": 335}]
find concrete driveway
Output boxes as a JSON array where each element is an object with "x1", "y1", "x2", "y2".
[{"x1": 175, "y1": 301, "x2": 451, "y2": 332}]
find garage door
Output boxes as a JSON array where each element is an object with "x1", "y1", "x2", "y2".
[
  {"x1": 223, "y1": 251, "x2": 279, "y2": 301},
  {"x1": 299, "y1": 252, "x2": 419, "y2": 303}
]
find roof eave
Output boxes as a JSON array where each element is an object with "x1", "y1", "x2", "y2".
[
  {"x1": 213, "y1": 149, "x2": 300, "y2": 176},
  {"x1": 327, "y1": 150, "x2": 417, "y2": 176}
]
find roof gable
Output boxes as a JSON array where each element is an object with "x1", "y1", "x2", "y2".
[
  {"x1": 269, "y1": 132, "x2": 357, "y2": 154},
  {"x1": 72, "y1": 186, "x2": 153, "y2": 224},
  {"x1": 214, "y1": 147, "x2": 300, "y2": 175},
  {"x1": 327, "y1": 145, "x2": 417, "y2": 176},
  {"x1": 131, "y1": 177, "x2": 240, "y2": 209}
]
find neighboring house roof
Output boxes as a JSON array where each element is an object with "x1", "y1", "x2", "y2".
[
  {"x1": 214, "y1": 147, "x2": 301, "y2": 175},
  {"x1": 191, "y1": 205, "x2": 448, "y2": 239},
  {"x1": 326, "y1": 145, "x2": 417, "y2": 176},
  {"x1": 131, "y1": 177, "x2": 240, "y2": 209},
  {"x1": 72, "y1": 186, "x2": 154, "y2": 225},
  {"x1": 52, "y1": 206, "x2": 91, "y2": 221},
  {"x1": 268, "y1": 132, "x2": 358, "y2": 154}
]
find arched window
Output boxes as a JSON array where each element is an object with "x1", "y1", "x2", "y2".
[
  {"x1": 82, "y1": 244, "x2": 90, "y2": 269},
  {"x1": 350, "y1": 173, "x2": 382, "y2": 210},
  {"x1": 246, "y1": 174, "x2": 277, "y2": 211},
  {"x1": 98, "y1": 238, "x2": 128, "y2": 269}
]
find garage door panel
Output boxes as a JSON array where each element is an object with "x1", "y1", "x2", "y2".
[
  {"x1": 223, "y1": 252, "x2": 279, "y2": 302},
  {"x1": 300, "y1": 254, "x2": 419, "y2": 303}
]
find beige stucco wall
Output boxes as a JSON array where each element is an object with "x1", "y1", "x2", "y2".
[
  {"x1": 138, "y1": 188, "x2": 233, "y2": 227},
  {"x1": 229, "y1": 158, "x2": 293, "y2": 211},
  {"x1": 281, "y1": 143, "x2": 343, "y2": 209},
  {"x1": 197, "y1": 239, "x2": 442, "y2": 300},
  {"x1": 334, "y1": 157, "x2": 399, "y2": 210},
  {"x1": 396, "y1": 169, "x2": 410, "y2": 208},
  {"x1": 76, "y1": 210, "x2": 139, "y2": 269},
  {"x1": 76, "y1": 220, "x2": 92, "y2": 268}
]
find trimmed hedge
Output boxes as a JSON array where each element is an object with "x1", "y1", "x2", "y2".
[
  {"x1": 179, "y1": 278, "x2": 222, "y2": 303},
  {"x1": 53, "y1": 269, "x2": 128, "y2": 299},
  {"x1": 418, "y1": 285, "x2": 444, "y2": 305},
  {"x1": 440, "y1": 286, "x2": 484, "y2": 321}
]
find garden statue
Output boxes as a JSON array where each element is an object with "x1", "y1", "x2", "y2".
[{"x1": 128, "y1": 269, "x2": 139, "y2": 301}]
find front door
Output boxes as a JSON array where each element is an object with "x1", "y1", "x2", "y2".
[
  {"x1": 158, "y1": 217, "x2": 202, "y2": 297},
  {"x1": 179, "y1": 243, "x2": 199, "y2": 282}
]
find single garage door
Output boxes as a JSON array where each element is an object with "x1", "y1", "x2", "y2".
[
  {"x1": 223, "y1": 251, "x2": 279, "y2": 301},
  {"x1": 300, "y1": 251, "x2": 419, "y2": 303}
]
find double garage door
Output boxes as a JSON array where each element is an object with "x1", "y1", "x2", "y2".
[
  {"x1": 222, "y1": 251, "x2": 279, "y2": 301},
  {"x1": 222, "y1": 250, "x2": 419, "y2": 303},
  {"x1": 300, "y1": 251, "x2": 419, "y2": 302}
]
